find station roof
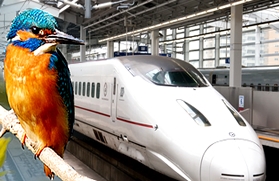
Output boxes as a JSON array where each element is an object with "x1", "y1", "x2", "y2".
[
  {"x1": 40, "y1": 0, "x2": 279, "y2": 40},
  {"x1": 1, "y1": 0, "x2": 279, "y2": 54}
]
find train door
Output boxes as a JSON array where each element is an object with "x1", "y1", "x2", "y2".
[{"x1": 111, "y1": 77, "x2": 117, "y2": 123}]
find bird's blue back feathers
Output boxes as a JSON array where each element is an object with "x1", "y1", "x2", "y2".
[{"x1": 50, "y1": 49, "x2": 75, "y2": 136}]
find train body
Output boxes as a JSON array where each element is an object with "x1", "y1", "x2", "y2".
[
  {"x1": 69, "y1": 55, "x2": 265, "y2": 181},
  {"x1": 199, "y1": 66, "x2": 279, "y2": 90}
]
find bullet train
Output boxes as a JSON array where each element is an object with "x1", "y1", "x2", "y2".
[
  {"x1": 199, "y1": 66, "x2": 279, "y2": 91},
  {"x1": 69, "y1": 55, "x2": 266, "y2": 181}
]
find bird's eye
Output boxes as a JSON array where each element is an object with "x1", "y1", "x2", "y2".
[{"x1": 31, "y1": 26, "x2": 41, "y2": 35}]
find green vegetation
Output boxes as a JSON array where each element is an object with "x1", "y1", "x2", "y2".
[{"x1": 0, "y1": 137, "x2": 10, "y2": 176}]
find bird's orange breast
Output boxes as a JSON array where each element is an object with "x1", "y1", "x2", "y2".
[{"x1": 4, "y1": 44, "x2": 69, "y2": 151}]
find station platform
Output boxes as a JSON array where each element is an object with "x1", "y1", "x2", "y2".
[
  {"x1": 255, "y1": 130, "x2": 279, "y2": 181},
  {"x1": 0, "y1": 132, "x2": 106, "y2": 181},
  {"x1": 257, "y1": 129, "x2": 279, "y2": 148}
]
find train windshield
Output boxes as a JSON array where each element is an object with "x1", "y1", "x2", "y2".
[
  {"x1": 147, "y1": 69, "x2": 205, "y2": 87},
  {"x1": 119, "y1": 56, "x2": 208, "y2": 87}
]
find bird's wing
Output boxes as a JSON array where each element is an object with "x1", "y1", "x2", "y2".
[{"x1": 50, "y1": 48, "x2": 75, "y2": 138}]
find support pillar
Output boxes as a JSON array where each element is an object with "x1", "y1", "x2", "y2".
[
  {"x1": 215, "y1": 31, "x2": 220, "y2": 67},
  {"x1": 184, "y1": 27, "x2": 189, "y2": 62},
  {"x1": 118, "y1": 41, "x2": 121, "y2": 52},
  {"x1": 199, "y1": 25, "x2": 204, "y2": 68},
  {"x1": 230, "y1": 4, "x2": 243, "y2": 87},
  {"x1": 61, "y1": 23, "x2": 70, "y2": 61},
  {"x1": 80, "y1": 26, "x2": 86, "y2": 62},
  {"x1": 255, "y1": 26, "x2": 261, "y2": 66},
  {"x1": 150, "y1": 29, "x2": 159, "y2": 55},
  {"x1": 172, "y1": 29, "x2": 176, "y2": 58},
  {"x1": 161, "y1": 29, "x2": 166, "y2": 54},
  {"x1": 107, "y1": 41, "x2": 114, "y2": 58}
]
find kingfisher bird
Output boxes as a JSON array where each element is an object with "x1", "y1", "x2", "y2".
[{"x1": 4, "y1": 9, "x2": 84, "y2": 179}]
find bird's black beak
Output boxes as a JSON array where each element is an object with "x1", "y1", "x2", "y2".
[{"x1": 45, "y1": 29, "x2": 85, "y2": 45}]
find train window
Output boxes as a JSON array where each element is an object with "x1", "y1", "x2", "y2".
[
  {"x1": 222, "y1": 100, "x2": 246, "y2": 126},
  {"x1": 86, "y1": 82, "x2": 90, "y2": 97},
  {"x1": 91, "y1": 83, "x2": 95, "y2": 98},
  {"x1": 75, "y1": 82, "x2": 77, "y2": 95},
  {"x1": 78, "y1": 82, "x2": 81, "y2": 95},
  {"x1": 96, "y1": 83, "x2": 100, "y2": 99},
  {"x1": 82, "y1": 82, "x2": 86, "y2": 96},
  {"x1": 113, "y1": 77, "x2": 116, "y2": 95},
  {"x1": 71, "y1": 82, "x2": 74, "y2": 95},
  {"x1": 150, "y1": 70, "x2": 205, "y2": 87},
  {"x1": 121, "y1": 56, "x2": 208, "y2": 87},
  {"x1": 177, "y1": 99, "x2": 211, "y2": 126}
]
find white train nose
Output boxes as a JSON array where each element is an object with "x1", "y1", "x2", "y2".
[{"x1": 200, "y1": 139, "x2": 265, "y2": 181}]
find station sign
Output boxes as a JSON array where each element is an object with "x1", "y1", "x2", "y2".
[
  {"x1": 138, "y1": 46, "x2": 148, "y2": 52},
  {"x1": 238, "y1": 95, "x2": 244, "y2": 111}
]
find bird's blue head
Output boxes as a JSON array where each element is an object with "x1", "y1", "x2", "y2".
[
  {"x1": 7, "y1": 8, "x2": 57, "y2": 40},
  {"x1": 7, "y1": 8, "x2": 84, "y2": 52}
]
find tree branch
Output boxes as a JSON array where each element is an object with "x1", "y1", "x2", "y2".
[{"x1": 0, "y1": 105, "x2": 96, "y2": 181}]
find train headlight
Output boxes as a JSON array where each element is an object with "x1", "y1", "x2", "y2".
[
  {"x1": 222, "y1": 99, "x2": 246, "y2": 126},
  {"x1": 177, "y1": 99, "x2": 211, "y2": 126}
]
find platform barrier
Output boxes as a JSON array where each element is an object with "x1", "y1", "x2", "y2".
[
  {"x1": 213, "y1": 86, "x2": 279, "y2": 133},
  {"x1": 214, "y1": 86, "x2": 253, "y2": 124}
]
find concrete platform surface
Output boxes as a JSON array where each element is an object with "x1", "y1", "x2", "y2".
[
  {"x1": 64, "y1": 150, "x2": 107, "y2": 181},
  {"x1": 0, "y1": 132, "x2": 106, "y2": 181}
]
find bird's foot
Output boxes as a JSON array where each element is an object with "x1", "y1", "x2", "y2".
[
  {"x1": 34, "y1": 144, "x2": 46, "y2": 160},
  {"x1": 44, "y1": 164, "x2": 55, "y2": 180},
  {"x1": 20, "y1": 133, "x2": 27, "y2": 149}
]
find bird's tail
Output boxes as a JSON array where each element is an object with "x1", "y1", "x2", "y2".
[{"x1": 44, "y1": 164, "x2": 55, "y2": 180}]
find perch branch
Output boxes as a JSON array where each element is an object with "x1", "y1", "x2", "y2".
[{"x1": 0, "y1": 105, "x2": 96, "y2": 181}]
